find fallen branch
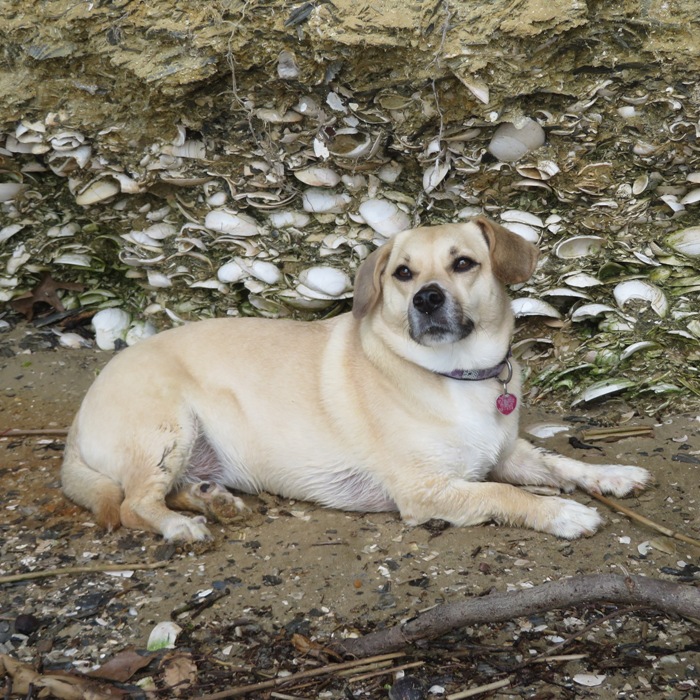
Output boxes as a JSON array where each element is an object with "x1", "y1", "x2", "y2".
[
  {"x1": 0, "y1": 561, "x2": 168, "y2": 585},
  {"x1": 590, "y1": 492, "x2": 700, "y2": 549},
  {"x1": 337, "y1": 574, "x2": 700, "y2": 658}
]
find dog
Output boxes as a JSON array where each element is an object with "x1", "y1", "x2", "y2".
[{"x1": 61, "y1": 217, "x2": 650, "y2": 541}]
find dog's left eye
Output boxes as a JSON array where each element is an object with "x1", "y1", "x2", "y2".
[{"x1": 453, "y1": 256, "x2": 476, "y2": 273}]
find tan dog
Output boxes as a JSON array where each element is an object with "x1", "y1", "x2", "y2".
[{"x1": 61, "y1": 218, "x2": 650, "y2": 541}]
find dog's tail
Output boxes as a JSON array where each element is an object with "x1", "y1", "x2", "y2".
[{"x1": 61, "y1": 423, "x2": 124, "y2": 531}]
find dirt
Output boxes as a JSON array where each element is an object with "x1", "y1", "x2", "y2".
[{"x1": 1, "y1": 320, "x2": 698, "y2": 698}]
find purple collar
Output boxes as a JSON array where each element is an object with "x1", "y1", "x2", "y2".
[{"x1": 436, "y1": 353, "x2": 512, "y2": 383}]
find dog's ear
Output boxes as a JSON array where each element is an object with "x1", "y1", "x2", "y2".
[
  {"x1": 352, "y1": 242, "x2": 394, "y2": 319},
  {"x1": 475, "y1": 216, "x2": 539, "y2": 284}
]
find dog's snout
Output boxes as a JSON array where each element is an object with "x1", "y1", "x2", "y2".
[{"x1": 413, "y1": 284, "x2": 445, "y2": 314}]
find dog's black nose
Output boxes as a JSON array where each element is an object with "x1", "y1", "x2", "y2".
[{"x1": 413, "y1": 284, "x2": 445, "y2": 314}]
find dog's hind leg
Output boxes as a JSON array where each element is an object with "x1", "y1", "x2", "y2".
[
  {"x1": 61, "y1": 427, "x2": 124, "y2": 531},
  {"x1": 117, "y1": 429, "x2": 213, "y2": 542},
  {"x1": 493, "y1": 439, "x2": 651, "y2": 496},
  {"x1": 166, "y1": 481, "x2": 249, "y2": 522}
]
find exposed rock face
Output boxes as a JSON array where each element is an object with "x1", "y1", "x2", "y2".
[{"x1": 1, "y1": 1, "x2": 699, "y2": 406}]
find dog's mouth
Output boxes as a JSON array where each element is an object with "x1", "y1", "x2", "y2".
[{"x1": 409, "y1": 318, "x2": 474, "y2": 346}]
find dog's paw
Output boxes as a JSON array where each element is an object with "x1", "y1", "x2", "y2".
[
  {"x1": 545, "y1": 498, "x2": 602, "y2": 539},
  {"x1": 162, "y1": 514, "x2": 212, "y2": 542},
  {"x1": 581, "y1": 465, "x2": 651, "y2": 497}
]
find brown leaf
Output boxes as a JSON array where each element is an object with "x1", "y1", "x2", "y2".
[
  {"x1": 88, "y1": 648, "x2": 155, "y2": 682},
  {"x1": 160, "y1": 651, "x2": 197, "y2": 696},
  {"x1": 9, "y1": 273, "x2": 84, "y2": 320}
]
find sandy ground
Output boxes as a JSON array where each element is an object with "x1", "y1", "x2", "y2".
[{"x1": 1, "y1": 321, "x2": 699, "y2": 698}]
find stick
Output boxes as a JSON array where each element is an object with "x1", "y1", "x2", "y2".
[
  {"x1": 191, "y1": 653, "x2": 406, "y2": 700},
  {"x1": 589, "y1": 492, "x2": 700, "y2": 549},
  {"x1": 0, "y1": 561, "x2": 168, "y2": 584},
  {"x1": 447, "y1": 678, "x2": 511, "y2": 699},
  {"x1": 0, "y1": 428, "x2": 69, "y2": 438},
  {"x1": 337, "y1": 574, "x2": 700, "y2": 658},
  {"x1": 580, "y1": 426, "x2": 654, "y2": 442}
]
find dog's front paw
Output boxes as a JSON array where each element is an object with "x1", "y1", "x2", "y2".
[
  {"x1": 582, "y1": 465, "x2": 651, "y2": 497},
  {"x1": 162, "y1": 514, "x2": 212, "y2": 542},
  {"x1": 545, "y1": 498, "x2": 602, "y2": 539}
]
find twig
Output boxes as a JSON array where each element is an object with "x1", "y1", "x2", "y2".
[
  {"x1": 589, "y1": 492, "x2": 700, "y2": 549},
  {"x1": 580, "y1": 426, "x2": 654, "y2": 442},
  {"x1": 447, "y1": 678, "x2": 511, "y2": 699},
  {"x1": 0, "y1": 428, "x2": 69, "y2": 438},
  {"x1": 172, "y1": 588, "x2": 231, "y2": 619},
  {"x1": 347, "y1": 660, "x2": 424, "y2": 683},
  {"x1": 190, "y1": 653, "x2": 405, "y2": 700},
  {"x1": 0, "y1": 561, "x2": 168, "y2": 585},
  {"x1": 337, "y1": 574, "x2": 700, "y2": 658}
]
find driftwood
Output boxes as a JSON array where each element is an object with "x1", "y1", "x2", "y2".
[{"x1": 337, "y1": 573, "x2": 700, "y2": 658}]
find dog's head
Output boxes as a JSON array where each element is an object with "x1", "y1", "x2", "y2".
[{"x1": 352, "y1": 217, "x2": 538, "y2": 354}]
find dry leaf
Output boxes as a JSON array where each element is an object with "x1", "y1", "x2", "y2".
[
  {"x1": 160, "y1": 651, "x2": 197, "y2": 696},
  {"x1": 88, "y1": 648, "x2": 155, "y2": 682}
]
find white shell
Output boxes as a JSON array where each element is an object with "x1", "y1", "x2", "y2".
[
  {"x1": 563, "y1": 272, "x2": 601, "y2": 288},
  {"x1": 541, "y1": 288, "x2": 591, "y2": 300},
  {"x1": 666, "y1": 226, "x2": 700, "y2": 257},
  {"x1": 554, "y1": 236, "x2": 605, "y2": 259},
  {"x1": 423, "y1": 161, "x2": 450, "y2": 193},
  {"x1": 0, "y1": 224, "x2": 24, "y2": 243},
  {"x1": 573, "y1": 674, "x2": 607, "y2": 687},
  {"x1": 146, "y1": 271, "x2": 172, "y2": 288},
  {"x1": 377, "y1": 161, "x2": 402, "y2": 184},
  {"x1": 503, "y1": 222, "x2": 540, "y2": 243},
  {"x1": 358, "y1": 199, "x2": 410, "y2": 237},
  {"x1": 142, "y1": 223, "x2": 177, "y2": 240},
  {"x1": 500, "y1": 210, "x2": 544, "y2": 228},
  {"x1": 620, "y1": 341, "x2": 657, "y2": 360},
  {"x1": 0, "y1": 183, "x2": 26, "y2": 202},
  {"x1": 204, "y1": 210, "x2": 259, "y2": 236},
  {"x1": 613, "y1": 280, "x2": 668, "y2": 317},
  {"x1": 75, "y1": 178, "x2": 120, "y2": 206},
  {"x1": 92, "y1": 308, "x2": 131, "y2": 351},
  {"x1": 244, "y1": 260, "x2": 282, "y2": 285},
  {"x1": 570, "y1": 303, "x2": 617, "y2": 321},
  {"x1": 53, "y1": 253, "x2": 92, "y2": 267},
  {"x1": 293, "y1": 167, "x2": 340, "y2": 187},
  {"x1": 126, "y1": 320, "x2": 157, "y2": 346},
  {"x1": 268, "y1": 210, "x2": 311, "y2": 228},
  {"x1": 488, "y1": 119, "x2": 545, "y2": 162},
  {"x1": 147, "y1": 621, "x2": 182, "y2": 651},
  {"x1": 302, "y1": 189, "x2": 351, "y2": 214},
  {"x1": 572, "y1": 379, "x2": 635, "y2": 406},
  {"x1": 217, "y1": 261, "x2": 246, "y2": 283},
  {"x1": 525, "y1": 422, "x2": 570, "y2": 438},
  {"x1": 511, "y1": 298, "x2": 561, "y2": 318},
  {"x1": 298, "y1": 266, "x2": 351, "y2": 297}
]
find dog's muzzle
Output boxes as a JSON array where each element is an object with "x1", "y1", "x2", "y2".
[{"x1": 408, "y1": 284, "x2": 474, "y2": 345}]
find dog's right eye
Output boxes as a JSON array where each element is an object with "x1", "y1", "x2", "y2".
[{"x1": 393, "y1": 265, "x2": 413, "y2": 281}]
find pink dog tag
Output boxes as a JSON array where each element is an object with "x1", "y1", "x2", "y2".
[{"x1": 496, "y1": 392, "x2": 517, "y2": 415}]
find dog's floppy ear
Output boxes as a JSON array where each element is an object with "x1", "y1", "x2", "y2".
[
  {"x1": 475, "y1": 216, "x2": 539, "y2": 284},
  {"x1": 352, "y1": 241, "x2": 394, "y2": 319}
]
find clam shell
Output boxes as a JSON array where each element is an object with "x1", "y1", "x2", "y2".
[
  {"x1": 358, "y1": 199, "x2": 410, "y2": 237},
  {"x1": 613, "y1": 280, "x2": 668, "y2": 317},
  {"x1": 0, "y1": 183, "x2": 26, "y2": 202},
  {"x1": 377, "y1": 161, "x2": 403, "y2": 184},
  {"x1": 620, "y1": 341, "x2": 658, "y2": 360},
  {"x1": 298, "y1": 266, "x2": 351, "y2": 298},
  {"x1": 572, "y1": 378, "x2": 635, "y2": 406},
  {"x1": 146, "y1": 271, "x2": 172, "y2": 288},
  {"x1": 205, "y1": 210, "x2": 259, "y2": 236},
  {"x1": 554, "y1": 236, "x2": 604, "y2": 259},
  {"x1": 511, "y1": 298, "x2": 561, "y2": 318},
  {"x1": 500, "y1": 210, "x2": 544, "y2": 228},
  {"x1": 488, "y1": 119, "x2": 545, "y2": 162},
  {"x1": 268, "y1": 210, "x2": 311, "y2": 228},
  {"x1": 302, "y1": 189, "x2": 351, "y2": 214},
  {"x1": 243, "y1": 260, "x2": 282, "y2": 285},
  {"x1": 75, "y1": 178, "x2": 119, "y2": 206},
  {"x1": 563, "y1": 272, "x2": 601, "y2": 288},
  {"x1": 217, "y1": 260, "x2": 246, "y2": 283},
  {"x1": 92, "y1": 308, "x2": 131, "y2": 351},
  {"x1": 570, "y1": 303, "x2": 616, "y2": 322},
  {"x1": 293, "y1": 166, "x2": 341, "y2": 188},
  {"x1": 666, "y1": 226, "x2": 700, "y2": 258},
  {"x1": 126, "y1": 320, "x2": 157, "y2": 345},
  {"x1": 147, "y1": 621, "x2": 182, "y2": 651},
  {"x1": 503, "y1": 222, "x2": 540, "y2": 243}
]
